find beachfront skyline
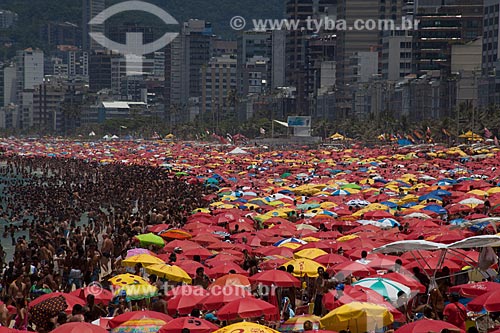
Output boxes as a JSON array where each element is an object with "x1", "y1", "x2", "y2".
[{"x1": 0, "y1": 1, "x2": 497, "y2": 140}]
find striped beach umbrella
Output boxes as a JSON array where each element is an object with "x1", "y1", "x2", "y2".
[{"x1": 353, "y1": 277, "x2": 411, "y2": 303}]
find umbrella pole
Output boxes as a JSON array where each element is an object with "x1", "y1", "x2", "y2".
[
  {"x1": 409, "y1": 250, "x2": 433, "y2": 281},
  {"x1": 424, "y1": 249, "x2": 448, "y2": 305},
  {"x1": 446, "y1": 248, "x2": 478, "y2": 267},
  {"x1": 410, "y1": 249, "x2": 438, "y2": 307},
  {"x1": 434, "y1": 249, "x2": 448, "y2": 282}
]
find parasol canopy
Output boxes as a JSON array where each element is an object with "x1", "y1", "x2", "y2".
[
  {"x1": 394, "y1": 319, "x2": 464, "y2": 333},
  {"x1": 134, "y1": 233, "x2": 165, "y2": 247},
  {"x1": 51, "y1": 322, "x2": 108, "y2": 333},
  {"x1": 320, "y1": 302, "x2": 394, "y2": 333},
  {"x1": 212, "y1": 322, "x2": 280, "y2": 333},
  {"x1": 108, "y1": 311, "x2": 173, "y2": 329},
  {"x1": 158, "y1": 317, "x2": 219, "y2": 333}
]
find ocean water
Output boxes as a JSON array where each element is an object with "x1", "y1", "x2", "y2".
[
  {"x1": 0, "y1": 163, "x2": 89, "y2": 263},
  {"x1": 0, "y1": 171, "x2": 30, "y2": 263},
  {"x1": 0, "y1": 212, "x2": 90, "y2": 263}
]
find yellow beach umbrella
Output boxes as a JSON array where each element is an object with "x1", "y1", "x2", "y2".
[
  {"x1": 268, "y1": 200, "x2": 286, "y2": 207},
  {"x1": 284, "y1": 259, "x2": 325, "y2": 277},
  {"x1": 400, "y1": 174, "x2": 418, "y2": 182},
  {"x1": 406, "y1": 204, "x2": 426, "y2": 211},
  {"x1": 242, "y1": 203, "x2": 260, "y2": 210},
  {"x1": 280, "y1": 243, "x2": 302, "y2": 250},
  {"x1": 330, "y1": 133, "x2": 346, "y2": 140},
  {"x1": 360, "y1": 178, "x2": 375, "y2": 185},
  {"x1": 412, "y1": 183, "x2": 429, "y2": 190},
  {"x1": 398, "y1": 194, "x2": 419, "y2": 205},
  {"x1": 315, "y1": 191, "x2": 333, "y2": 196},
  {"x1": 320, "y1": 202, "x2": 337, "y2": 209},
  {"x1": 352, "y1": 209, "x2": 368, "y2": 218},
  {"x1": 218, "y1": 204, "x2": 237, "y2": 209},
  {"x1": 468, "y1": 189, "x2": 488, "y2": 197},
  {"x1": 114, "y1": 284, "x2": 158, "y2": 301},
  {"x1": 144, "y1": 264, "x2": 192, "y2": 284},
  {"x1": 249, "y1": 198, "x2": 267, "y2": 204},
  {"x1": 337, "y1": 234, "x2": 359, "y2": 242},
  {"x1": 192, "y1": 208, "x2": 210, "y2": 214},
  {"x1": 301, "y1": 237, "x2": 320, "y2": 243},
  {"x1": 109, "y1": 273, "x2": 149, "y2": 286},
  {"x1": 365, "y1": 203, "x2": 390, "y2": 211},
  {"x1": 320, "y1": 302, "x2": 394, "y2": 333},
  {"x1": 459, "y1": 131, "x2": 482, "y2": 140},
  {"x1": 362, "y1": 188, "x2": 379, "y2": 195},
  {"x1": 294, "y1": 185, "x2": 321, "y2": 195},
  {"x1": 213, "y1": 322, "x2": 279, "y2": 333},
  {"x1": 294, "y1": 248, "x2": 328, "y2": 260},
  {"x1": 487, "y1": 187, "x2": 500, "y2": 195},
  {"x1": 122, "y1": 254, "x2": 165, "y2": 267}
]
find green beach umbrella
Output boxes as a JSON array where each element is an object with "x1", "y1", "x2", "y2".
[
  {"x1": 342, "y1": 183, "x2": 362, "y2": 190},
  {"x1": 280, "y1": 172, "x2": 292, "y2": 179},
  {"x1": 135, "y1": 233, "x2": 165, "y2": 247}
]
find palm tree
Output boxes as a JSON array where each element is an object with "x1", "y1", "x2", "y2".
[
  {"x1": 224, "y1": 89, "x2": 239, "y2": 133},
  {"x1": 61, "y1": 99, "x2": 81, "y2": 136},
  {"x1": 169, "y1": 104, "x2": 182, "y2": 132}
]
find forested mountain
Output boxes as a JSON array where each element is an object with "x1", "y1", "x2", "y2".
[{"x1": 0, "y1": 0, "x2": 283, "y2": 58}]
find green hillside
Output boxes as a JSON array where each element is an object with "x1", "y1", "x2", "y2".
[{"x1": 0, "y1": 0, "x2": 283, "y2": 58}]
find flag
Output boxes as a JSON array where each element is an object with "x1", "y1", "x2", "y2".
[
  {"x1": 426, "y1": 127, "x2": 432, "y2": 136},
  {"x1": 120, "y1": 126, "x2": 127, "y2": 129},
  {"x1": 260, "y1": 128, "x2": 266, "y2": 135},
  {"x1": 413, "y1": 130, "x2": 423, "y2": 140},
  {"x1": 495, "y1": 136, "x2": 499, "y2": 146},
  {"x1": 485, "y1": 128, "x2": 492, "y2": 138},
  {"x1": 406, "y1": 134, "x2": 416, "y2": 143},
  {"x1": 442, "y1": 128, "x2": 452, "y2": 137},
  {"x1": 226, "y1": 133, "x2": 233, "y2": 142}
]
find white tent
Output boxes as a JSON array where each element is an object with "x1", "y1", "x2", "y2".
[
  {"x1": 103, "y1": 135, "x2": 110, "y2": 140},
  {"x1": 111, "y1": 135, "x2": 119, "y2": 139},
  {"x1": 228, "y1": 147, "x2": 249, "y2": 155},
  {"x1": 451, "y1": 217, "x2": 500, "y2": 232},
  {"x1": 372, "y1": 240, "x2": 447, "y2": 254},
  {"x1": 448, "y1": 235, "x2": 500, "y2": 249}
]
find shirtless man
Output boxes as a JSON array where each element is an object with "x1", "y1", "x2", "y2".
[
  {"x1": 39, "y1": 245, "x2": 52, "y2": 266},
  {"x1": 88, "y1": 247, "x2": 101, "y2": 282},
  {"x1": 101, "y1": 234, "x2": 113, "y2": 273},
  {"x1": 9, "y1": 274, "x2": 27, "y2": 299},
  {"x1": 40, "y1": 265, "x2": 58, "y2": 291}
]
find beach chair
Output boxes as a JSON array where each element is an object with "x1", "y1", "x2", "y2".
[{"x1": 474, "y1": 314, "x2": 495, "y2": 333}]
